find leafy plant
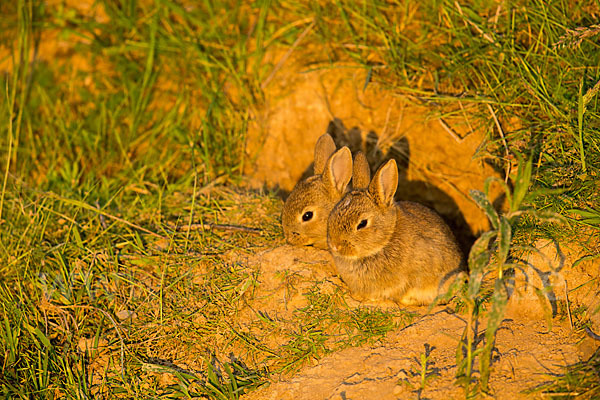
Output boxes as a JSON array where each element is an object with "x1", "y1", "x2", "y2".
[
  {"x1": 163, "y1": 357, "x2": 266, "y2": 400},
  {"x1": 397, "y1": 344, "x2": 439, "y2": 399},
  {"x1": 452, "y1": 154, "x2": 564, "y2": 396}
]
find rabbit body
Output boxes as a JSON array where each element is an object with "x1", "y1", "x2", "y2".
[
  {"x1": 329, "y1": 197, "x2": 464, "y2": 304},
  {"x1": 327, "y1": 154, "x2": 464, "y2": 305}
]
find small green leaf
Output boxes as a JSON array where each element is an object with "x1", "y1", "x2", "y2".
[
  {"x1": 468, "y1": 231, "x2": 496, "y2": 270},
  {"x1": 72, "y1": 225, "x2": 83, "y2": 248},
  {"x1": 577, "y1": 75, "x2": 587, "y2": 172},
  {"x1": 567, "y1": 208, "x2": 600, "y2": 226},
  {"x1": 479, "y1": 279, "x2": 508, "y2": 390},
  {"x1": 33, "y1": 327, "x2": 52, "y2": 349},
  {"x1": 23, "y1": 322, "x2": 52, "y2": 349},
  {"x1": 572, "y1": 253, "x2": 600, "y2": 269},
  {"x1": 224, "y1": 363, "x2": 237, "y2": 394},
  {"x1": 469, "y1": 190, "x2": 499, "y2": 229},
  {"x1": 497, "y1": 216, "x2": 512, "y2": 269},
  {"x1": 430, "y1": 272, "x2": 466, "y2": 308},
  {"x1": 525, "y1": 186, "x2": 567, "y2": 201},
  {"x1": 512, "y1": 209, "x2": 565, "y2": 224},
  {"x1": 467, "y1": 268, "x2": 485, "y2": 298},
  {"x1": 511, "y1": 152, "x2": 532, "y2": 212}
]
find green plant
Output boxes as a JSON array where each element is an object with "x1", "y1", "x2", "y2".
[
  {"x1": 159, "y1": 357, "x2": 267, "y2": 400},
  {"x1": 452, "y1": 154, "x2": 564, "y2": 396},
  {"x1": 418, "y1": 347, "x2": 437, "y2": 392},
  {"x1": 397, "y1": 344, "x2": 439, "y2": 399}
]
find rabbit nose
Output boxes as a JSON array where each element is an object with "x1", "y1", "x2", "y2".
[
  {"x1": 284, "y1": 229, "x2": 297, "y2": 237},
  {"x1": 286, "y1": 231, "x2": 300, "y2": 243}
]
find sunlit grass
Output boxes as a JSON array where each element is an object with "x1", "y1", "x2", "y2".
[{"x1": 1, "y1": 0, "x2": 599, "y2": 398}]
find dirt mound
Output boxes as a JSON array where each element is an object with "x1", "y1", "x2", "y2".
[{"x1": 240, "y1": 245, "x2": 337, "y2": 321}]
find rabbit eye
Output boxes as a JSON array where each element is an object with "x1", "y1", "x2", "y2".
[
  {"x1": 302, "y1": 211, "x2": 314, "y2": 222},
  {"x1": 357, "y1": 219, "x2": 368, "y2": 230}
]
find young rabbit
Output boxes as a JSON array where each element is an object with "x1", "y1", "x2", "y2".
[
  {"x1": 282, "y1": 136, "x2": 369, "y2": 249},
  {"x1": 326, "y1": 149, "x2": 465, "y2": 305}
]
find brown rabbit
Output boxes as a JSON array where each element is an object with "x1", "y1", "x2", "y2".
[
  {"x1": 282, "y1": 135, "x2": 370, "y2": 249},
  {"x1": 326, "y1": 150, "x2": 465, "y2": 305}
]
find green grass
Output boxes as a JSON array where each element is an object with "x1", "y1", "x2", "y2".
[
  {"x1": 1, "y1": 0, "x2": 599, "y2": 398},
  {"x1": 529, "y1": 347, "x2": 600, "y2": 399}
]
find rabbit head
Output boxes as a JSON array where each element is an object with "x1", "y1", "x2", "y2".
[
  {"x1": 282, "y1": 135, "x2": 352, "y2": 249},
  {"x1": 327, "y1": 159, "x2": 399, "y2": 258}
]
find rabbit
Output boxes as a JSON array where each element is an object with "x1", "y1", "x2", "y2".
[
  {"x1": 282, "y1": 135, "x2": 370, "y2": 249},
  {"x1": 326, "y1": 148, "x2": 465, "y2": 305}
]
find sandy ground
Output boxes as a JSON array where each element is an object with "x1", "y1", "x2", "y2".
[{"x1": 240, "y1": 245, "x2": 595, "y2": 400}]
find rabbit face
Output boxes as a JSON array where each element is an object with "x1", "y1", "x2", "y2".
[
  {"x1": 282, "y1": 176, "x2": 337, "y2": 249},
  {"x1": 327, "y1": 191, "x2": 396, "y2": 259}
]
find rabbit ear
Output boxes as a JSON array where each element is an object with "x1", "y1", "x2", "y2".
[
  {"x1": 369, "y1": 159, "x2": 398, "y2": 207},
  {"x1": 313, "y1": 134, "x2": 336, "y2": 175},
  {"x1": 352, "y1": 151, "x2": 370, "y2": 189},
  {"x1": 323, "y1": 147, "x2": 352, "y2": 196}
]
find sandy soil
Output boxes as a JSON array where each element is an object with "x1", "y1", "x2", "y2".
[{"x1": 240, "y1": 244, "x2": 595, "y2": 400}]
